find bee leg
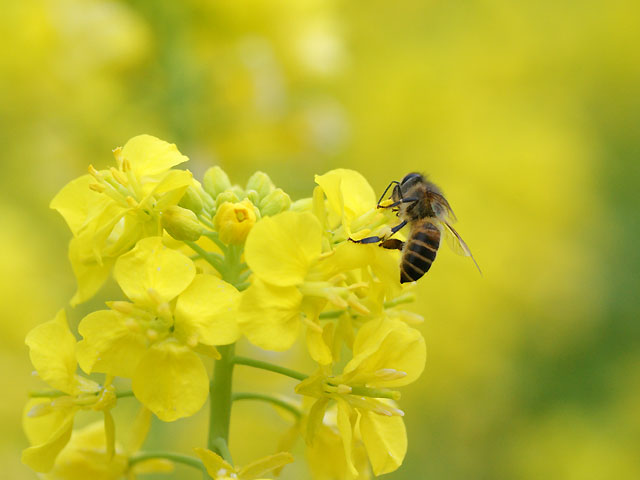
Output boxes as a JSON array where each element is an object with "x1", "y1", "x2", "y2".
[
  {"x1": 390, "y1": 220, "x2": 407, "y2": 234},
  {"x1": 376, "y1": 180, "x2": 401, "y2": 206},
  {"x1": 349, "y1": 235, "x2": 384, "y2": 244},
  {"x1": 379, "y1": 238, "x2": 405, "y2": 250},
  {"x1": 349, "y1": 220, "x2": 407, "y2": 245},
  {"x1": 378, "y1": 197, "x2": 419, "y2": 209}
]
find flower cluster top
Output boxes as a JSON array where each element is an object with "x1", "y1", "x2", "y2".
[{"x1": 24, "y1": 135, "x2": 427, "y2": 480}]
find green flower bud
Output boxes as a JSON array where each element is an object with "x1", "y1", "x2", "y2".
[
  {"x1": 216, "y1": 190, "x2": 239, "y2": 208},
  {"x1": 162, "y1": 206, "x2": 204, "y2": 241},
  {"x1": 246, "y1": 189, "x2": 261, "y2": 206},
  {"x1": 230, "y1": 185, "x2": 246, "y2": 200},
  {"x1": 259, "y1": 188, "x2": 292, "y2": 216},
  {"x1": 179, "y1": 186, "x2": 205, "y2": 214},
  {"x1": 203, "y1": 166, "x2": 231, "y2": 198},
  {"x1": 291, "y1": 197, "x2": 312, "y2": 212},
  {"x1": 246, "y1": 171, "x2": 275, "y2": 199}
]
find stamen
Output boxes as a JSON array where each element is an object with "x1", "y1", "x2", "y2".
[
  {"x1": 88, "y1": 164, "x2": 102, "y2": 179},
  {"x1": 89, "y1": 183, "x2": 106, "y2": 193},
  {"x1": 110, "y1": 167, "x2": 128, "y2": 186},
  {"x1": 126, "y1": 196, "x2": 139, "y2": 208},
  {"x1": 375, "y1": 368, "x2": 408, "y2": 381},
  {"x1": 302, "y1": 315, "x2": 323, "y2": 333}
]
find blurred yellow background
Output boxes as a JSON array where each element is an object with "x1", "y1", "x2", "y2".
[{"x1": 2, "y1": 0, "x2": 639, "y2": 478}]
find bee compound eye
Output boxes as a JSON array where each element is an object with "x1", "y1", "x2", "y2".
[{"x1": 401, "y1": 173, "x2": 421, "y2": 185}]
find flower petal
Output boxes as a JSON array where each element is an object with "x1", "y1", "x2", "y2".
[
  {"x1": 237, "y1": 280, "x2": 302, "y2": 351},
  {"x1": 50, "y1": 175, "x2": 114, "y2": 237},
  {"x1": 315, "y1": 169, "x2": 376, "y2": 232},
  {"x1": 25, "y1": 310, "x2": 77, "y2": 394},
  {"x1": 114, "y1": 237, "x2": 196, "y2": 305},
  {"x1": 120, "y1": 134, "x2": 188, "y2": 177},
  {"x1": 194, "y1": 448, "x2": 233, "y2": 478},
  {"x1": 359, "y1": 409, "x2": 407, "y2": 476},
  {"x1": 21, "y1": 410, "x2": 74, "y2": 473},
  {"x1": 342, "y1": 318, "x2": 426, "y2": 388},
  {"x1": 68, "y1": 238, "x2": 114, "y2": 306},
  {"x1": 245, "y1": 211, "x2": 322, "y2": 287},
  {"x1": 174, "y1": 274, "x2": 240, "y2": 346},
  {"x1": 336, "y1": 399, "x2": 358, "y2": 477},
  {"x1": 132, "y1": 339, "x2": 208, "y2": 421},
  {"x1": 238, "y1": 452, "x2": 295, "y2": 480},
  {"x1": 76, "y1": 309, "x2": 147, "y2": 378}
]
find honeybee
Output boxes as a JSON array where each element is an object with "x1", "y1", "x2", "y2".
[{"x1": 351, "y1": 173, "x2": 481, "y2": 283}]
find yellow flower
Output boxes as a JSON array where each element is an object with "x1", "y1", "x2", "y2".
[
  {"x1": 296, "y1": 318, "x2": 426, "y2": 476},
  {"x1": 50, "y1": 135, "x2": 193, "y2": 305},
  {"x1": 314, "y1": 168, "x2": 378, "y2": 238},
  {"x1": 194, "y1": 448, "x2": 294, "y2": 480},
  {"x1": 22, "y1": 311, "x2": 116, "y2": 473},
  {"x1": 43, "y1": 412, "x2": 172, "y2": 480},
  {"x1": 238, "y1": 211, "x2": 373, "y2": 364},
  {"x1": 214, "y1": 199, "x2": 258, "y2": 245},
  {"x1": 76, "y1": 237, "x2": 240, "y2": 421}
]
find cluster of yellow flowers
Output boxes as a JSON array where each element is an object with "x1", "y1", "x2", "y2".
[{"x1": 23, "y1": 135, "x2": 426, "y2": 479}]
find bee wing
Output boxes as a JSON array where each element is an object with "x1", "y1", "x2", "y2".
[
  {"x1": 440, "y1": 221, "x2": 482, "y2": 275},
  {"x1": 428, "y1": 191, "x2": 458, "y2": 223}
]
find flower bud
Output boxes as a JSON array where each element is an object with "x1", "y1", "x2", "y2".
[
  {"x1": 214, "y1": 199, "x2": 257, "y2": 245},
  {"x1": 203, "y1": 166, "x2": 231, "y2": 198},
  {"x1": 162, "y1": 205, "x2": 204, "y2": 241},
  {"x1": 215, "y1": 190, "x2": 239, "y2": 209},
  {"x1": 291, "y1": 197, "x2": 312, "y2": 212},
  {"x1": 179, "y1": 186, "x2": 204, "y2": 214},
  {"x1": 246, "y1": 189, "x2": 261, "y2": 206},
  {"x1": 246, "y1": 171, "x2": 275, "y2": 199},
  {"x1": 259, "y1": 188, "x2": 292, "y2": 216}
]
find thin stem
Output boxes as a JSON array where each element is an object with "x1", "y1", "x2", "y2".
[
  {"x1": 186, "y1": 241, "x2": 225, "y2": 271},
  {"x1": 233, "y1": 392, "x2": 302, "y2": 419},
  {"x1": 129, "y1": 451, "x2": 205, "y2": 471},
  {"x1": 232, "y1": 356, "x2": 308, "y2": 381},
  {"x1": 208, "y1": 344, "x2": 235, "y2": 461},
  {"x1": 350, "y1": 386, "x2": 400, "y2": 401},
  {"x1": 201, "y1": 229, "x2": 227, "y2": 251},
  {"x1": 28, "y1": 389, "x2": 135, "y2": 399}
]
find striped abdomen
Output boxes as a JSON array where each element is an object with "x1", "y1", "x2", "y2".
[{"x1": 400, "y1": 222, "x2": 441, "y2": 283}]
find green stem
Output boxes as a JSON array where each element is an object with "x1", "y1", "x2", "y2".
[
  {"x1": 208, "y1": 344, "x2": 235, "y2": 461},
  {"x1": 129, "y1": 451, "x2": 205, "y2": 471},
  {"x1": 211, "y1": 437, "x2": 233, "y2": 465},
  {"x1": 233, "y1": 392, "x2": 302, "y2": 419},
  {"x1": 232, "y1": 356, "x2": 308, "y2": 381},
  {"x1": 186, "y1": 241, "x2": 225, "y2": 271},
  {"x1": 350, "y1": 386, "x2": 401, "y2": 401},
  {"x1": 28, "y1": 389, "x2": 135, "y2": 399}
]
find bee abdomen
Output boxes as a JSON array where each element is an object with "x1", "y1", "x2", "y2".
[{"x1": 400, "y1": 223, "x2": 441, "y2": 283}]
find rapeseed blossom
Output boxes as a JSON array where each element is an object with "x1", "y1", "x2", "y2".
[
  {"x1": 76, "y1": 236, "x2": 239, "y2": 421},
  {"x1": 24, "y1": 136, "x2": 429, "y2": 479}
]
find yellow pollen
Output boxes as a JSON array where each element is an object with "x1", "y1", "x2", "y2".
[
  {"x1": 89, "y1": 183, "x2": 106, "y2": 193},
  {"x1": 336, "y1": 384, "x2": 352, "y2": 394},
  {"x1": 126, "y1": 196, "x2": 139, "y2": 207}
]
